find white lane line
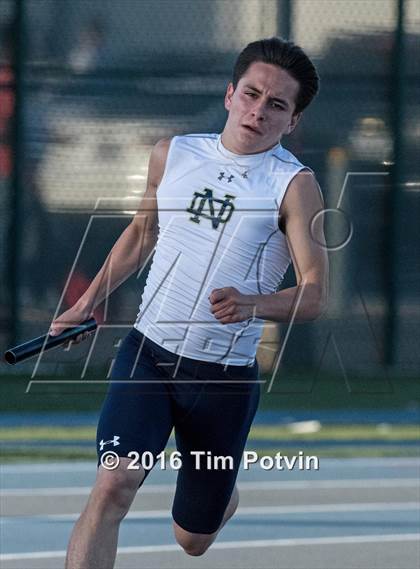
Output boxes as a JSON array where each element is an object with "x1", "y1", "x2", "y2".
[
  {"x1": 1, "y1": 533, "x2": 419, "y2": 561},
  {"x1": 4, "y1": 501, "x2": 417, "y2": 522},
  {"x1": 1, "y1": 457, "x2": 419, "y2": 474},
  {"x1": 240, "y1": 479, "x2": 420, "y2": 490},
  {"x1": 0, "y1": 463, "x2": 96, "y2": 474},
  {"x1": 1, "y1": 486, "x2": 92, "y2": 496},
  {"x1": 2, "y1": 478, "x2": 419, "y2": 496}
]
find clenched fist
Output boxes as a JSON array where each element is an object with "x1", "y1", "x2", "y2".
[{"x1": 209, "y1": 287, "x2": 257, "y2": 325}]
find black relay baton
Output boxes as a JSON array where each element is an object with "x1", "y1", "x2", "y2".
[{"x1": 3, "y1": 318, "x2": 97, "y2": 365}]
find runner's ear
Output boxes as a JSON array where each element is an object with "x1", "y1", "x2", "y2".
[{"x1": 224, "y1": 83, "x2": 235, "y2": 111}]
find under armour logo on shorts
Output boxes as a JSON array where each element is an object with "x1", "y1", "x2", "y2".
[{"x1": 99, "y1": 435, "x2": 120, "y2": 451}]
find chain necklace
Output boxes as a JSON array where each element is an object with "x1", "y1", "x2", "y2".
[{"x1": 216, "y1": 134, "x2": 277, "y2": 179}]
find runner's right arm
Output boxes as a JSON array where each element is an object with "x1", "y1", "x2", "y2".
[{"x1": 49, "y1": 138, "x2": 171, "y2": 336}]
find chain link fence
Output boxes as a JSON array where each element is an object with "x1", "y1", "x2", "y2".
[{"x1": 1, "y1": 0, "x2": 419, "y2": 383}]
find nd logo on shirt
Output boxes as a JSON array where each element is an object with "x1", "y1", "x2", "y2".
[{"x1": 186, "y1": 189, "x2": 236, "y2": 229}]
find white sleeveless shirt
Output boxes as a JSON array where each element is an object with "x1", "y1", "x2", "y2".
[{"x1": 134, "y1": 133, "x2": 308, "y2": 365}]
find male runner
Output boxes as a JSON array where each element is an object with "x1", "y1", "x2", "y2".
[{"x1": 50, "y1": 37, "x2": 328, "y2": 568}]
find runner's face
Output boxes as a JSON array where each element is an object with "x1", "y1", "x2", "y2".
[{"x1": 223, "y1": 62, "x2": 302, "y2": 154}]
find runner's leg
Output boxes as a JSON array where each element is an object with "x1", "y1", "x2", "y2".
[{"x1": 66, "y1": 329, "x2": 175, "y2": 568}]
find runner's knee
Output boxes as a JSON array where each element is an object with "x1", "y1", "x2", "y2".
[
  {"x1": 178, "y1": 536, "x2": 212, "y2": 557},
  {"x1": 173, "y1": 522, "x2": 215, "y2": 556},
  {"x1": 89, "y1": 459, "x2": 145, "y2": 519},
  {"x1": 183, "y1": 543, "x2": 210, "y2": 557}
]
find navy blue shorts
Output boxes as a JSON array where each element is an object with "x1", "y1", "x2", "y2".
[{"x1": 96, "y1": 328, "x2": 260, "y2": 534}]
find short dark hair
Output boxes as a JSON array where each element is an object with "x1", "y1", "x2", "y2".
[{"x1": 232, "y1": 37, "x2": 319, "y2": 114}]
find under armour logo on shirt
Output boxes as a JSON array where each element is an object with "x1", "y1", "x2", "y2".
[{"x1": 218, "y1": 172, "x2": 235, "y2": 183}]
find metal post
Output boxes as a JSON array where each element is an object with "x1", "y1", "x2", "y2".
[
  {"x1": 385, "y1": 0, "x2": 406, "y2": 366},
  {"x1": 9, "y1": 0, "x2": 25, "y2": 346},
  {"x1": 277, "y1": 0, "x2": 293, "y2": 40},
  {"x1": 325, "y1": 147, "x2": 349, "y2": 315}
]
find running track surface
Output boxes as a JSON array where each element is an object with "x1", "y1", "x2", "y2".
[{"x1": 1, "y1": 458, "x2": 419, "y2": 568}]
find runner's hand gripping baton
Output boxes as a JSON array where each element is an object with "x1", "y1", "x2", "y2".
[{"x1": 3, "y1": 318, "x2": 97, "y2": 365}]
